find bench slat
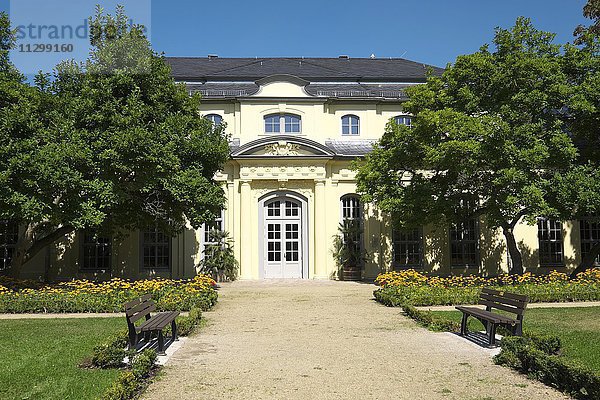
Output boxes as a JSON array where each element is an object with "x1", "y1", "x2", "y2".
[
  {"x1": 126, "y1": 299, "x2": 154, "y2": 317},
  {"x1": 479, "y1": 299, "x2": 525, "y2": 315},
  {"x1": 128, "y1": 303, "x2": 156, "y2": 323},
  {"x1": 125, "y1": 293, "x2": 153, "y2": 311},
  {"x1": 480, "y1": 292, "x2": 527, "y2": 309},
  {"x1": 456, "y1": 306, "x2": 517, "y2": 324},
  {"x1": 144, "y1": 312, "x2": 170, "y2": 330},
  {"x1": 139, "y1": 311, "x2": 179, "y2": 332},
  {"x1": 482, "y1": 288, "x2": 528, "y2": 302}
]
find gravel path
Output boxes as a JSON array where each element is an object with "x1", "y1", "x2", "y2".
[{"x1": 143, "y1": 280, "x2": 570, "y2": 400}]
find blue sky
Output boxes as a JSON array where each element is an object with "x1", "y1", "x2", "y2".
[{"x1": 1, "y1": 0, "x2": 590, "y2": 69}]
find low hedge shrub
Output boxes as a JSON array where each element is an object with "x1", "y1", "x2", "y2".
[
  {"x1": 402, "y1": 304, "x2": 460, "y2": 332},
  {"x1": 92, "y1": 330, "x2": 131, "y2": 368},
  {"x1": 102, "y1": 349, "x2": 157, "y2": 400},
  {"x1": 495, "y1": 336, "x2": 600, "y2": 399},
  {"x1": 0, "y1": 275, "x2": 218, "y2": 313}
]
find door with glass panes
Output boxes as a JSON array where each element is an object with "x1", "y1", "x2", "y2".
[{"x1": 264, "y1": 198, "x2": 302, "y2": 278}]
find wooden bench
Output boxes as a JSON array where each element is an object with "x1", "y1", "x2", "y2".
[
  {"x1": 125, "y1": 294, "x2": 179, "y2": 355},
  {"x1": 455, "y1": 288, "x2": 528, "y2": 347}
]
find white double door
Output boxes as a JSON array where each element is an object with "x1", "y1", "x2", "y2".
[{"x1": 263, "y1": 198, "x2": 303, "y2": 279}]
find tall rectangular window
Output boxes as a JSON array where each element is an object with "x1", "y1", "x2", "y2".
[
  {"x1": 202, "y1": 210, "x2": 225, "y2": 255},
  {"x1": 341, "y1": 195, "x2": 362, "y2": 251},
  {"x1": 580, "y1": 219, "x2": 600, "y2": 266},
  {"x1": 142, "y1": 226, "x2": 170, "y2": 270},
  {"x1": 450, "y1": 219, "x2": 478, "y2": 268},
  {"x1": 538, "y1": 218, "x2": 564, "y2": 266},
  {"x1": 264, "y1": 115, "x2": 280, "y2": 133},
  {"x1": 0, "y1": 221, "x2": 18, "y2": 271},
  {"x1": 393, "y1": 228, "x2": 423, "y2": 269},
  {"x1": 341, "y1": 196, "x2": 361, "y2": 221},
  {"x1": 81, "y1": 230, "x2": 111, "y2": 271}
]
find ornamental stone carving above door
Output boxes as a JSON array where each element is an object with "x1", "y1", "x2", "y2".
[{"x1": 264, "y1": 141, "x2": 301, "y2": 156}]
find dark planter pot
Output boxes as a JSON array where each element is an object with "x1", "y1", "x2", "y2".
[{"x1": 342, "y1": 265, "x2": 362, "y2": 281}]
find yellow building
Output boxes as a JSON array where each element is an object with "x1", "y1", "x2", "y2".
[{"x1": 6, "y1": 57, "x2": 595, "y2": 281}]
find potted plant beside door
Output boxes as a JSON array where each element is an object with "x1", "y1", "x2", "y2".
[
  {"x1": 198, "y1": 230, "x2": 239, "y2": 282},
  {"x1": 332, "y1": 220, "x2": 366, "y2": 281}
]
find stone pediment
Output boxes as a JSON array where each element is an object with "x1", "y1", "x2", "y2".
[{"x1": 231, "y1": 136, "x2": 335, "y2": 159}]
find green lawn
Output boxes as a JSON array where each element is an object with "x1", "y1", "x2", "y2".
[
  {"x1": 0, "y1": 318, "x2": 124, "y2": 400},
  {"x1": 432, "y1": 307, "x2": 600, "y2": 373}
]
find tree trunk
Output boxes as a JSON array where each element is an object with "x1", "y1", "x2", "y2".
[
  {"x1": 503, "y1": 225, "x2": 523, "y2": 275},
  {"x1": 7, "y1": 223, "x2": 74, "y2": 281},
  {"x1": 7, "y1": 223, "x2": 36, "y2": 280},
  {"x1": 570, "y1": 240, "x2": 600, "y2": 279}
]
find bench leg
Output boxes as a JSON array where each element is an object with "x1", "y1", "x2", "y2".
[
  {"x1": 128, "y1": 333, "x2": 136, "y2": 350},
  {"x1": 460, "y1": 313, "x2": 469, "y2": 336},
  {"x1": 515, "y1": 322, "x2": 523, "y2": 336},
  {"x1": 488, "y1": 323, "x2": 497, "y2": 347},
  {"x1": 157, "y1": 331, "x2": 166, "y2": 356},
  {"x1": 171, "y1": 320, "x2": 178, "y2": 342}
]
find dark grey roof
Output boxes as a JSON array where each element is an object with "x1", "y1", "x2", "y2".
[
  {"x1": 187, "y1": 81, "x2": 411, "y2": 99},
  {"x1": 229, "y1": 138, "x2": 241, "y2": 153},
  {"x1": 167, "y1": 57, "x2": 443, "y2": 83},
  {"x1": 187, "y1": 82, "x2": 260, "y2": 97},
  {"x1": 305, "y1": 83, "x2": 412, "y2": 99},
  {"x1": 325, "y1": 140, "x2": 376, "y2": 156}
]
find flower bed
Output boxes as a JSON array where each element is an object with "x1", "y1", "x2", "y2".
[
  {"x1": 374, "y1": 269, "x2": 600, "y2": 306},
  {"x1": 0, "y1": 275, "x2": 218, "y2": 313}
]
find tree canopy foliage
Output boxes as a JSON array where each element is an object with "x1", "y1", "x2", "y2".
[
  {"x1": 0, "y1": 7, "x2": 230, "y2": 278},
  {"x1": 357, "y1": 18, "x2": 579, "y2": 274}
]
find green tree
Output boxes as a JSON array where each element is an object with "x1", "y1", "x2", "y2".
[
  {"x1": 0, "y1": 7, "x2": 230, "y2": 279},
  {"x1": 574, "y1": 0, "x2": 600, "y2": 41},
  {"x1": 561, "y1": 0, "x2": 600, "y2": 277},
  {"x1": 356, "y1": 18, "x2": 576, "y2": 275}
]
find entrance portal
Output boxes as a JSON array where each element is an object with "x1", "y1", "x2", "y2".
[{"x1": 260, "y1": 192, "x2": 307, "y2": 278}]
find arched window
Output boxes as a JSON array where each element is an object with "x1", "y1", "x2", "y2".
[
  {"x1": 341, "y1": 115, "x2": 360, "y2": 135},
  {"x1": 394, "y1": 115, "x2": 412, "y2": 127},
  {"x1": 264, "y1": 113, "x2": 301, "y2": 133},
  {"x1": 205, "y1": 114, "x2": 223, "y2": 126}
]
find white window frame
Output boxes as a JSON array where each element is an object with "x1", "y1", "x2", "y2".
[
  {"x1": 200, "y1": 210, "x2": 226, "y2": 260},
  {"x1": 393, "y1": 115, "x2": 412, "y2": 127},
  {"x1": 205, "y1": 113, "x2": 223, "y2": 126},
  {"x1": 340, "y1": 195, "x2": 363, "y2": 257},
  {"x1": 449, "y1": 219, "x2": 479, "y2": 268},
  {"x1": 140, "y1": 225, "x2": 171, "y2": 271},
  {"x1": 264, "y1": 113, "x2": 301, "y2": 134},
  {"x1": 341, "y1": 114, "x2": 360, "y2": 136},
  {"x1": 538, "y1": 218, "x2": 564, "y2": 267},
  {"x1": 392, "y1": 227, "x2": 423, "y2": 269},
  {"x1": 80, "y1": 230, "x2": 112, "y2": 272}
]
